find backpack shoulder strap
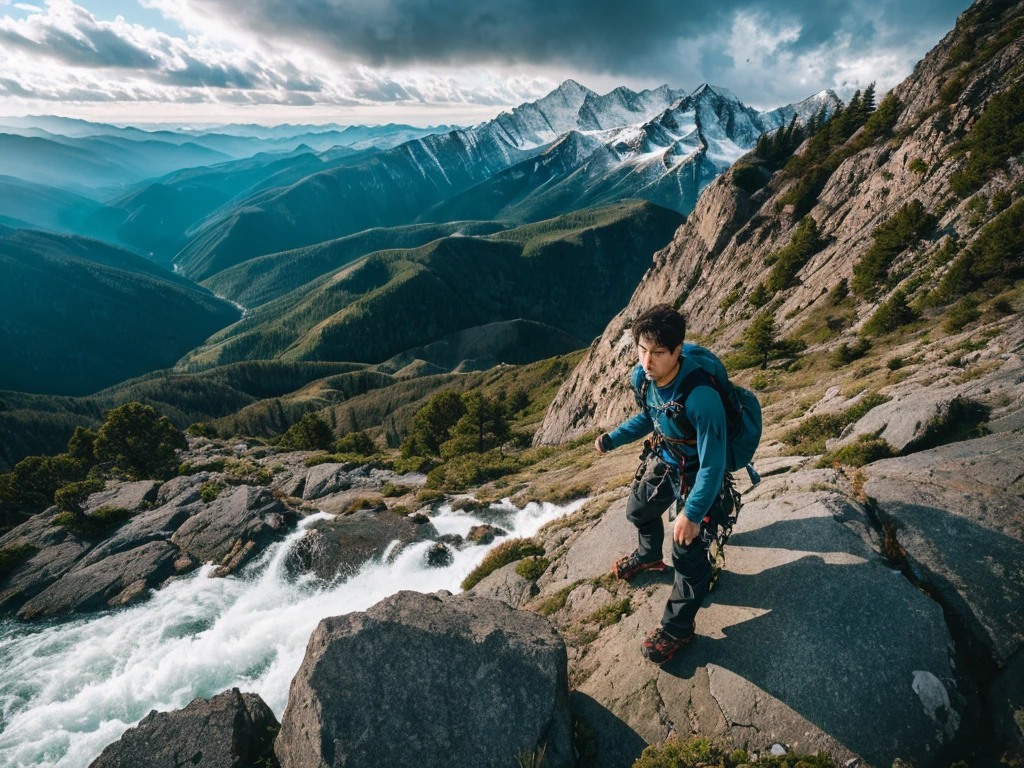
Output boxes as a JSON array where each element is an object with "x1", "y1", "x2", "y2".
[
  {"x1": 631, "y1": 366, "x2": 651, "y2": 413},
  {"x1": 665, "y1": 368, "x2": 716, "y2": 438}
]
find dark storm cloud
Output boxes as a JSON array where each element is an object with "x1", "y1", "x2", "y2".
[{"x1": 188, "y1": 0, "x2": 972, "y2": 77}]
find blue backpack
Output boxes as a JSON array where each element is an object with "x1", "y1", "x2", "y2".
[{"x1": 633, "y1": 343, "x2": 763, "y2": 482}]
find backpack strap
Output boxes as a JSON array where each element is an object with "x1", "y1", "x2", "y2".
[{"x1": 658, "y1": 368, "x2": 716, "y2": 440}]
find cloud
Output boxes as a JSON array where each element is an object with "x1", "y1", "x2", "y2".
[
  {"x1": 0, "y1": 0, "x2": 974, "y2": 119},
  {"x1": 165, "y1": 0, "x2": 969, "y2": 73}
]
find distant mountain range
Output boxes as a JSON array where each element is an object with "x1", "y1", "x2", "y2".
[
  {"x1": 0, "y1": 80, "x2": 837, "y2": 402},
  {"x1": 172, "y1": 81, "x2": 837, "y2": 282},
  {"x1": 178, "y1": 201, "x2": 683, "y2": 370},
  {"x1": 421, "y1": 86, "x2": 839, "y2": 224}
]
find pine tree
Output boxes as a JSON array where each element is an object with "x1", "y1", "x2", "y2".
[
  {"x1": 444, "y1": 393, "x2": 510, "y2": 457},
  {"x1": 862, "y1": 82, "x2": 877, "y2": 114},
  {"x1": 744, "y1": 311, "x2": 779, "y2": 369}
]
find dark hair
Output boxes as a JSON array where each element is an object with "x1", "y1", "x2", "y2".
[{"x1": 631, "y1": 304, "x2": 686, "y2": 350}]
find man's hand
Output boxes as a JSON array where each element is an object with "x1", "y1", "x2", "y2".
[
  {"x1": 594, "y1": 433, "x2": 612, "y2": 455},
  {"x1": 594, "y1": 436, "x2": 605, "y2": 455},
  {"x1": 673, "y1": 515, "x2": 700, "y2": 546}
]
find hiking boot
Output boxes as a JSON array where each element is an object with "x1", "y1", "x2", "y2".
[
  {"x1": 612, "y1": 550, "x2": 666, "y2": 580},
  {"x1": 641, "y1": 622, "x2": 695, "y2": 665}
]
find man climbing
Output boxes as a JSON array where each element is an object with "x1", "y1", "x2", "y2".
[{"x1": 594, "y1": 304, "x2": 728, "y2": 665}]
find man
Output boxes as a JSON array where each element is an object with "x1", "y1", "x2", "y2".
[{"x1": 594, "y1": 304, "x2": 727, "y2": 664}]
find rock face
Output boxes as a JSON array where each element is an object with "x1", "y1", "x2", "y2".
[
  {"x1": 862, "y1": 431, "x2": 1024, "y2": 752},
  {"x1": 171, "y1": 485, "x2": 291, "y2": 575},
  {"x1": 0, "y1": 513, "x2": 93, "y2": 614},
  {"x1": 302, "y1": 462, "x2": 400, "y2": 500},
  {"x1": 275, "y1": 590, "x2": 574, "y2": 768},
  {"x1": 89, "y1": 688, "x2": 278, "y2": 768},
  {"x1": 539, "y1": 474, "x2": 963, "y2": 768},
  {"x1": 470, "y1": 560, "x2": 539, "y2": 607},
  {"x1": 534, "y1": 3, "x2": 1024, "y2": 447},
  {"x1": 863, "y1": 431, "x2": 1024, "y2": 664},
  {"x1": 18, "y1": 540, "x2": 179, "y2": 619},
  {"x1": 84, "y1": 480, "x2": 159, "y2": 514},
  {"x1": 284, "y1": 510, "x2": 435, "y2": 581}
]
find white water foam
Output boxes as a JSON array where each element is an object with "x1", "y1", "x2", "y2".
[{"x1": 0, "y1": 498, "x2": 584, "y2": 767}]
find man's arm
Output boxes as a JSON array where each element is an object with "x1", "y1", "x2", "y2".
[
  {"x1": 605, "y1": 410, "x2": 654, "y2": 449},
  {"x1": 681, "y1": 386, "x2": 727, "y2": 523}
]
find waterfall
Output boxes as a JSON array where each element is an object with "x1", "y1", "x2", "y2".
[{"x1": 0, "y1": 498, "x2": 584, "y2": 767}]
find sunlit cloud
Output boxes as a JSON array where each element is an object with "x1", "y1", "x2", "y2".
[{"x1": 0, "y1": 0, "x2": 972, "y2": 123}]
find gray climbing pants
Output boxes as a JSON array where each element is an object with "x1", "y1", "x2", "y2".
[{"x1": 625, "y1": 459, "x2": 722, "y2": 638}]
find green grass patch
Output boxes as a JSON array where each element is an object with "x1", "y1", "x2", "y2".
[
  {"x1": 461, "y1": 538, "x2": 545, "y2": 590},
  {"x1": 515, "y1": 556, "x2": 551, "y2": 581},
  {"x1": 782, "y1": 394, "x2": 889, "y2": 455},
  {"x1": 590, "y1": 598, "x2": 632, "y2": 627},
  {"x1": 52, "y1": 506, "x2": 134, "y2": 538},
  {"x1": 817, "y1": 436, "x2": 896, "y2": 468},
  {"x1": 536, "y1": 580, "x2": 583, "y2": 616},
  {"x1": 199, "y1": 481, "x2": 223, "y2": 503},
  {"x1": 381, "y1": 481, "x2": 413, "y2": 497},
  {"x1": 632, "y1": 735, "x2": 834, "y2": 768},
  {"x1": 831, "y1": 338, "x2": 871, "y2": 368}
]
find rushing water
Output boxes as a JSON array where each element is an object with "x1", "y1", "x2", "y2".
[{"x1": 0, "y1": 498, "x2": 584, "y2": 767}]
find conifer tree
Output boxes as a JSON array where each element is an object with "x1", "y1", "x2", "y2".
[
  {"x1": 862, "y1": 82, "x2": 877, "y2": 114},
  {"x1": 744, "y1": 311, "x2": 779, "y2": 369}
]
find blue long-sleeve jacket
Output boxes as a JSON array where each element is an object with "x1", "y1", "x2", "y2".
[{"x1": 607, "y1": 358, "x2": 727, "y2": 523}]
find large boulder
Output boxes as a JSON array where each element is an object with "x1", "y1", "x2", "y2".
[
  {"x1": 0, "y1": 513, "x2": 94, "y2": 615},
  {"x1": 470, "y1": 560, "x2": 539, "y2": 607},
  {"x1": 155, "y1": 473, "x2": 210, "y2": 507},
  {"x1": 829, "y1": 388, "x2": 982, "y2": 453},
  {"x1": 89, "y1": 688, "x2": 278, "y2": 768},
  {"x1": 862, "y1": 431, "x2": 1024, "y2": 665},
  {"x1": 275, "y1": 590, "x2": 573, "y2": 768},
  {"x1": 303, "y1": 462, "x2": 378, "y2": 500},
  {"x1": 171, "y1": 485, "x2": 292, "y2": 576},
  {"x1": 17, "y1": 540, "x2": 179, "y2": 619},
  {"x1": 283, "y1": 510, "x2": 436, "y2": 582},
  {"x1": 78, "y1": 502, "x2": 199, "y2": 568},
  {"x1": 862, "y1": 432, "x2": 1024, "y2": 755},
  {"x1": 85, "y1": 480, "x2": 160, "y2": 514}
]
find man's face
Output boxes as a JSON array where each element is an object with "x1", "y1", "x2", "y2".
[{"x1": 637, "y1": 335, "x2": 681, "y2": 384}]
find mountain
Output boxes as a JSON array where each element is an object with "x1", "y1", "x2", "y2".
[
  {"x1": 177, "y1": 202, "x2": 683, "y2": 370},
  {"x1": 0, "y1": 175, "x2": 106, "y2": 237},
  {"x1": 421, "y1": 85, "x2": 842, "y2": 223},
  {"x1": 0, "y1": 116, "x2": 456, "y2": 158},
  {"x1": 0, "y1": 226, "x2": 241, "y2": 395},
  {"x1": 0, "y1": 131, "x2": 232, "y2": 194},
  {"x1": 375, "y1": 319, "x2": 586, "y2": 375},
  {"x1": 201, "y1": 220, "x2": 510, "y2": 308},
  {"x1": 171, "y1": 81, "x2": 688, "y2": 280},
  {"x1": 85, "y1": 145, "x2": 382, "y2": 265}
]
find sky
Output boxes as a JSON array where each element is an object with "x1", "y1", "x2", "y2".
[{"x1": 0, "y1": 0, "x2": 973, "y2": 127}]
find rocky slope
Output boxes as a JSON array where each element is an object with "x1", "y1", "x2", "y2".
[{"x1": 0, "y1": 439, "x2": 435, "y2": 620}]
